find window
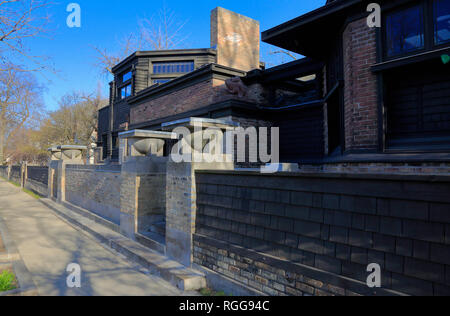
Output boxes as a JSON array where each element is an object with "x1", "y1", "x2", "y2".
[
  {"x1": 122, "y1": 71, "x2": 132, "y2": 82},
  {"x1": 385, "y1": 5, "x2": 425, "y2": 57},
  {"x1": 120, "y1": 84, "x2": 132, "y2": 99},
  {"x1": 153, "y1": 79, "x2": 171, "y2": 85},
  {"x1": 153, "y1": 61, "x2": 194, "y2": 74},
  {"x1": 434, "y1": 0, "x2": 450, "y2": 45}
]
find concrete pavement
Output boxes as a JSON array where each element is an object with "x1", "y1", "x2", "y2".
[{"x1": 0, "y1": 179, "x2": 187, "y2": 296}]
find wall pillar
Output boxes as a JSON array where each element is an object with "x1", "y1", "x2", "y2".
[
  {"x1": 118, "y1": 130, "x2": 177, "y2": 240},
  {"x1": 163, "y1": 117, "x2": 237, "y2": 267},
  {"x1": 47, "y1": 145, "x2": 86, "y2": 202},
  {"x1": 21, "y1": 162, "x2": 27, "y2": 188}
]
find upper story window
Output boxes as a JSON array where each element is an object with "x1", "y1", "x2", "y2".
[
  {"x1": 153, "y1": 78, "x2": 171, "y2": 85},
  {"x1": 384, "y1": 0, "x2": 450, "y2": 59},
  {"x1": 385, "y1": 5, "x2": 425, "y2": 57},
  {"x1": 120, "y1": 84, "x2": 132, "y2": 99},
  {"x1": 117, "y1": 70, "x2": 132, "y2": 100},
  {"x1": 434, "y1": 0, "x2": 450, "y2": 45},
  {"x1": 122, "y1": 71, "x2": 132, "y2": 82},
  {"x1": 153, "y1": 61, "x2": 194, "y2": 74}
]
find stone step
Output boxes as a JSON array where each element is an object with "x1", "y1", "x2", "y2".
[
  {"x1": 135, "y1": 232, "x2": 166, "y2": 255},
  {"x1": 148, "y1": 221, "x2": 166, "y2": 237},
  {"x1": 39, "y1": 198, "x2": 206, "y2": 291}
]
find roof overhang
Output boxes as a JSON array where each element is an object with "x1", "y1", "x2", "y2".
[
  {"x1": 243, "y1": 57, "x2": 324, "y2": 85},
  {"x1": 127, "y1": 63, "x2": 246, "y2": 105},
  {"x1": 111, "y1": 49, "x2": 217, "y2": 74},
  {"x1": 262, "y1": 0, "x2": 365, "y2": 58}
]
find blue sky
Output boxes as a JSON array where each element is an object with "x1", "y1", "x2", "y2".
[{"x1": 25, "y1": 0, "x2": 325, "y2": 111}]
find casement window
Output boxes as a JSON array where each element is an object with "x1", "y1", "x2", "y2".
[
  {"x1": 383, "y1": 0, "x2": 450, "y2": 60},
  {"x1": 385, "y1": 5, "x2": 425, "y2": 57},
  {"x1": 381, "y1": 0, "x2": 450, "y2": 152},
  {"x1": 120, "y1": 84, "x2": 132, "y2": 99},
  {"x1": 122, "y1": 71, "x2": 132, "y2": 82},
  {"x1": 153, "y1": 61, "x2": 194, "y2": 74},
  {"x1": 118, "y1": 70, "x2": 133, "y2": 100},
  {"x1": 434, "y1": 0, "x2": 450, "y2": 45}
]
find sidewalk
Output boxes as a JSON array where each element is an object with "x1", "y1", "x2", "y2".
[{"x1": 0, "y1": 179, "x2": 186, "y2": 296}]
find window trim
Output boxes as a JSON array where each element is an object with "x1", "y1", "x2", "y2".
[
  {"x1": 382, "y1": 0, "x2": 427, "y2": 61},
  {"x1": 381, "y1": 0, "x2": 450, "y2": 62},
  {"x1": 152, "y1": 61, "x2": 195, "y2": 74},
  {"x1": 116, "y1": 69, "x2": 133, "y2": 100},
  {"x1": 433, "y1": 0, "x2": 450, "y2": 46}
]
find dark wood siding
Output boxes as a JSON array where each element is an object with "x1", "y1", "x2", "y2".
[
  {"x1": 135, "y1": 58, "x2": 150, "y2": 93},
  {"x1": 385, "y1": 60, "x2": 450, "y2": 151},
  {"x1": 113, "y1": 100, "x2": 129, "y2": 131},
  {"x1": 97, "y1": 106, "x2": 110, "y2": 140},
  {"x1": 275, "y1": 105, "x2": 325, "y2": 162}
]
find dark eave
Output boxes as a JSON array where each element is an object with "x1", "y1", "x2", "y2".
[
  {"x1": 127, "y1": 63, "x2": 246, "y2": 105},
  {"x1": 261, "y1": 0, "x2": 364, "y2": 57},
  {"x1": 128, "y1": 99, "x2": 263, "y2": 131},
  {"x1": 111, "y1": 48, "x2": 217, "y2": 74},
  {"x1": 243, "y1": 57, "x2": 324, "y2": 85}
]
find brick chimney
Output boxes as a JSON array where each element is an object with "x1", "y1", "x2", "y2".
[{"x1": 211, "y1": 7, "x2": 260, "y2": 72}]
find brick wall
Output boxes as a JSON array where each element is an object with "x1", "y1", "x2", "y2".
[
  {"x1": 130, "y1": 78, "x2": 262, "y2": 126},
  {"x1": 194, "y1": 171, "x2": 450, "y2": 296},
  {"x1": 65, "y1": 165, "x2": 122, "y2": 224},
  {"x1": 343, "y1": 18, "x2": 378, "y2": 152},
  {"x1": 297, "y1": 162, "x2": 450, "y2": 175},
  {"x1": 136, "y1": 173, "x2": 166, "y2": 235},
  {"x1": 9, "y1": 166, "x2": 21, "y2": 185},
  {"x1": 25, "y1": 166, "x2": 49, "y2": 197},
  {"x1": 0, "y1": 166, "x2": 8, "y2": 179},
  {"x1": 27, "y1": 166, "x2": 48, "y2": 185}
]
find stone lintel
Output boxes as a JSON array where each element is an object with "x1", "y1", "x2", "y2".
[
  {"x1": 119, "y1": 130, "x2": 178, "y2": 140},
  {"x1": 162, "y1": 117, "x2": 239, "y2": 131}
]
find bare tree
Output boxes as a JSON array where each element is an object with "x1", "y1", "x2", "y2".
[
  {"x1": 93, "y1": 6, "x2": 188, "y2": 76},
  {"x1": 139, "y1": 6, "x2": 188, "y2": 51},
  {"x1": 37, "y1": 89, "x2": 106, "y2": 150},
  {"x1": 0, "y1": 0, "x2": 51, "y2": 72},
  {"x1": 93, "y1": 34, "x2": 142, "y2": 76},
  {"x1": 269, "y1": 50, "x2": 299, "y2": 61},
  {"x1": 0, "y1": 67, "x2": 44, "y2": 163}
]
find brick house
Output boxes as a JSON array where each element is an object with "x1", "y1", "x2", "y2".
[
  {"x1": 59, "y1": 1, "x2": 450, "y2": 296},
  {"x1": 98, "y1": 7, "x2": 266, "y2": 162},
  {"x1": 261, "y1": 0, "x2": 450, "y2": 172},
  {"x1": 99, "y1": 1, "x2": 450, "y2": 173}
]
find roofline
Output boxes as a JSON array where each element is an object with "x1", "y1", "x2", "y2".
[
  {"x1": 112, "y1": 48, "x2": 217, "y2": 73},
  {"x1": 127, "y1": 63, "x2": 246, "y2": 105},
  {"x1": 244, "y1": 58, "x2": 324, "y2": 84},
  {"x1": 262, "y1": 0, "x2": 362, "y2": 43}
]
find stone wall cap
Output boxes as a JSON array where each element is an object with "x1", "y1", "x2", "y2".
[
  {"x1": 47, "y1": 146, "x2": 61, "y2": 152},
  {"x1": 162, "y1": 117, "x2": 239, "y2": 130},
  {"x1": 119, "y1": 129, "x2": 178, "y2": 140},
  {"x1": 58, "y1": 145, "x2": 88, "y2": 150}
]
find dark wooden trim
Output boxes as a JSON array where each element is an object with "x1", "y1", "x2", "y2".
[
  {"x1": 261, "y1": 0, "x2": 362, "y2": 43},
  {"x1": 243, "y1": 58, "x2": 324, "y2": 85},
  {"x1": 112, "y1": 49, "x2": 216, "y2": 74},
  {"x1": 127, "y1": 99, "x2": 265, "y2": 131},
  {"x1": 195, "y1": 166, "x2": 450, "y2": 182},
  {"x1": 128, "y1": 64, "x2": 246, "y2": 105},
  {"x1": 371, "y1": 46, "x2": 450, "y2": 72}
]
